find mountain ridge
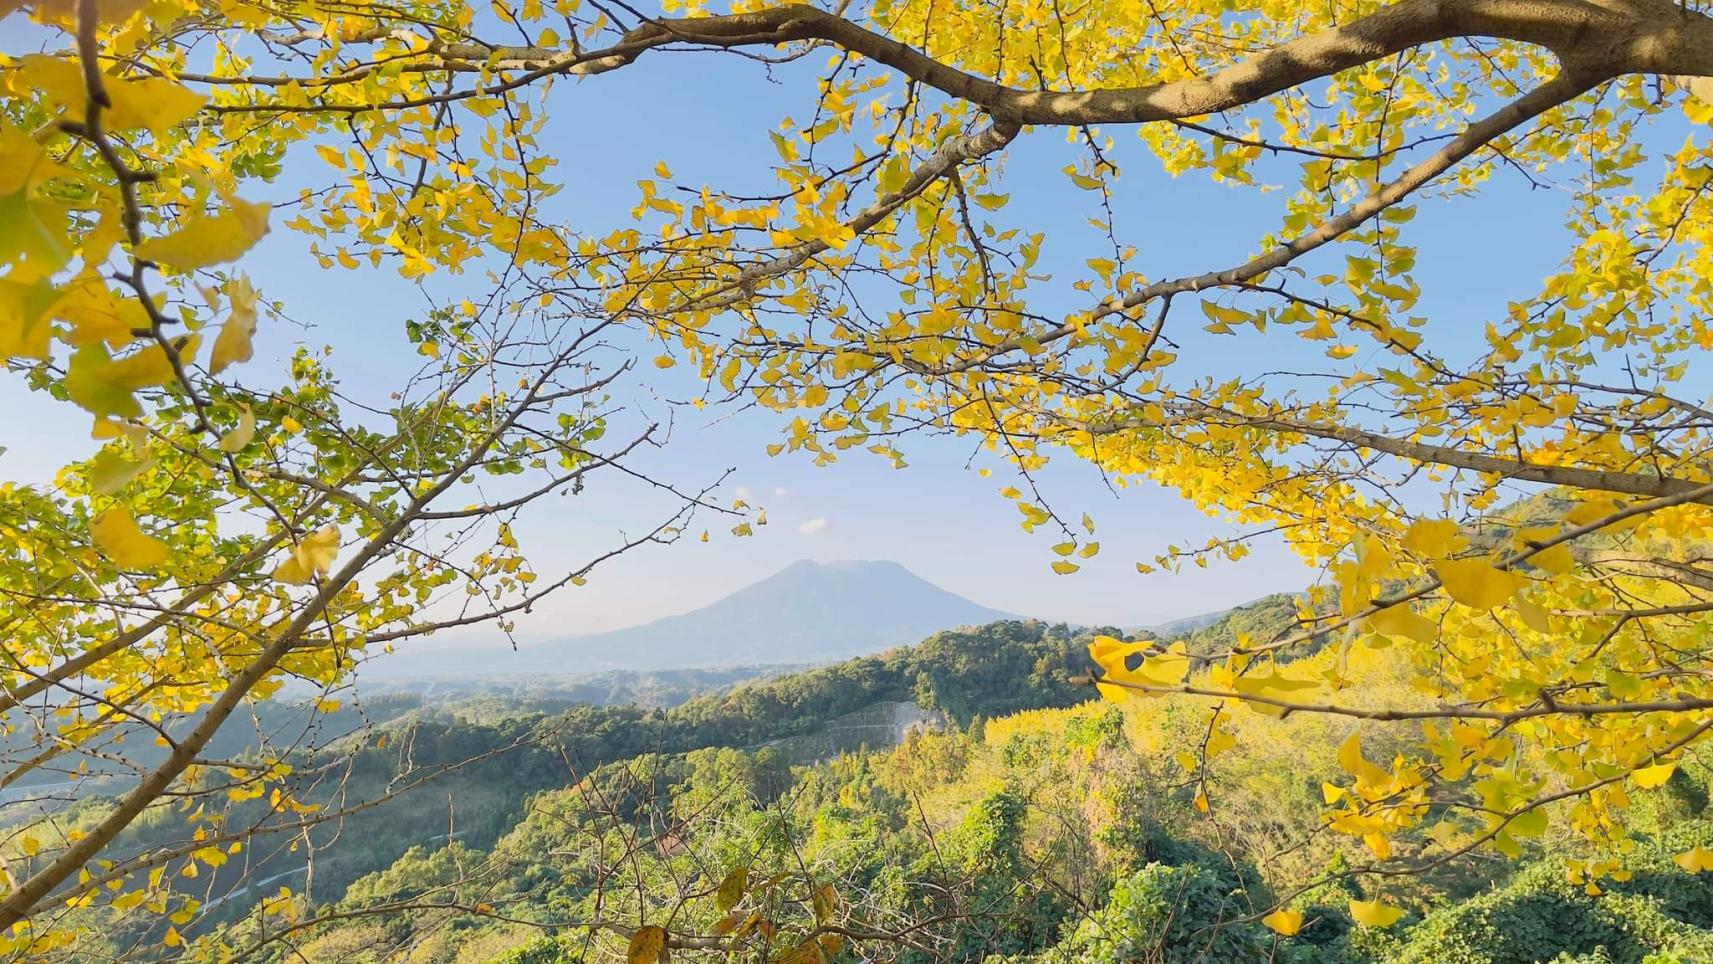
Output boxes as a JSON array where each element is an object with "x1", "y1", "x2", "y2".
[{"x1": 364, "y1": 558, "x2": 1016, "y2": 677}]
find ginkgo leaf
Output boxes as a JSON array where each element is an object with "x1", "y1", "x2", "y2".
[
  {"x1": 1262, "y1": 907, "x2": 1303, "y2": 936},
  {"x1": 103, "y1": 78, "x2": 207, "y2": 136},
  {"x1": 0, "y1": 276, "x2": 59, "y2": 360},
  {"x1": 1337, "y1": 731, "x2": 1388, "y2": 787},
  {"x1": 0, "y1": 126, "x2": 72, "y2": 278},
  {"x1": 92, "y1": 508, "x2": 168, "y2": 569},
  {"x1": 65, "y1": 339, "x2": 197, "y2": 418},
  {"x1": 1087, "y1": 635, "x2": 1129, "y2": 665},
  {"x1": 1403, "y1": 518, "x2": 1464, "y2": 559},
  {"x1": 27, "y1": 0, "x2": 150, "y2": 26},
  {"x1": 1509, "y1": 806, "x2": 1548, "y2": 838},
  {"x1": 1676, "y1": 846, "x2": 1713, "y2": 873},
  {"x1": 1434, "y1": 557, "x2": 1521, "y2": 610},
  {"x1": 88, "y1": 447, "x2": 149, "y2": 494},
  {"x1": 1514, "y1": 526, "x2": 1577, "y2": 575},
  {"x1": 210, "y1": 275, "x2": 259, "y2": 374},
  {"x1": 1348, "y1": 898, "x2": 1405, "y2": 928},
  {"x1": 1364, "y1": 603, "x2": 1436, "y2": 644},
  {"x1": 219, "y1": 407, "x2": 256, "y2": 453},
  {"x1": 136, "y1": 198, "x2": 271, "y2": 271},
  {"x1": 1632, "y1": 761, "x2": 1677, "y2": 789},
  {"x1": 21, "y1": 52, "x2": 208, "y2": 136},
  {"x1": 52, "y1": 273, "x2": 144, "y2": 348},
  {"x1": 1231, "y1": 670, "x2": 1318, "y2": 714},
  {"x1": 714, "y1": 865, "x2": 748, "y2": 911},
  {"x1": 1137, "y1": 645, "x2": 1192, "y2": 686},
  {"x1": 626, "y1": 925, "x2": 666, "y2": 964},
  {"x1": 273, "y1": 525, "x2": 339, "y2": 585},
  {"x1": 1513, "y1": 594, "x2": 1552, "y2": 632}
]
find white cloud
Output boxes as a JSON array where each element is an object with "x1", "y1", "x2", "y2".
[
  {"x1": 734, "y1": 485, "x2": 752, "y2": 500},
  {"x1": 797, "y1": 517, "x2": 830, "y2": 535},
  {"x1": 773, "y1": 486, "x2": 793, "y2": 497}
]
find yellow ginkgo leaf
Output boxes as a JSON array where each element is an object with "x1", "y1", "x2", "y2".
[
  {"x1": 15, "y1": 56, "x2": 204, "y2": 135},
  {"x1": 209, "y1": 275, "x2": 259, "y2": 375},
  {"x1": 92, "y1": 508, "x2": 168, "y2": 569},
  {"x1": 25, "y1": 0, "x2": 151, "y2": 29},
  {"x1": 103, "y1": 77, "x2": 206, "y2": 136},
  {"x1": 88, "y1": 447, "x2": 149, "y2": 495},
  {"x1": 714, "y1": 865, "x2": 748, "y2": 912},
  {"x1": 1513, "y1": 594, "x2": 1552, "y2": 632},
  {"x1": 1434, "y1": 557, "x2": 1521, "y2": 610},
  {"x1": 52, "y1": 273, "x2": 143, "y2": 348},
  {"x1": 136, "y1": 198, "x2": 271, "y2": 271},
  {"x1": 1632, "y1": 761, "x2": 1677, "y2": 789},
  {"x1": 1364, "y1": 602, "x2": 1436, "y2": 645},
  {"x1": 626, "y1": 924, "x2": 666, "y2": 964},
  {"x1": 65, "y1": 338, "x2": 198, "y2": 418},
  {"x1": 1137, "y1": 642, "x2": 1192, "y2": 686},
  {"x1": 1515, "y1": 526, "x2": 1576, "y2": 575},
  {"x1": 219, "y1": 407, "x2": 256, "y2": 453},
  {"x1": 1262, "y1": 907, "x2": 1303, "y2": 936},
  {"x1": 1337, "y1": 731, "x2": 1388, "y2": 787},
  {"x1": 1676, "y1": 845, "x2": 1713, "y2": 873},
  {"x1": 1403, "y1": 518, "x2": 1464, "y2": 559},
  {"x1": 0, "y1": 277, "x2": 58, "y2": 360},
  {"x1": 1348, "y1": 898, "x2": 1405, "y2": 928},
  {"x1": 273, "y1": 525, "x2": 339, "y2": 585},
  {"x1": 1087, "y1": 635, "x2": 1130, "y2": 665}
]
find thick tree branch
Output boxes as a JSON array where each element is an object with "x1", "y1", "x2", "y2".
[{"x1": 212, "y1": 0, "x2": 1713, "y2": 118}]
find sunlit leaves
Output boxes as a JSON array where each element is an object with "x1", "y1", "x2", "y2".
[
  {"x1": 273, "y1": 525, "x2": 340, "y2": 585},
  {"x1": 1262, "y1": 907, "x2": 1303, "y2": 936},
  {"x1": 209, "y1": 276, "x2": 260, "y2": 375},
  {"x1": 715, "y1": 865, "x2": 749, "y2": 911},
  {"x1": 1364, "y1": 603, "x2": 1436, "y2": 645},
  {"x1": 136, "y1": 199, "x2": 271, "y2": 272},
  {"x1": 1677, "y1": 846, "x2": 1713, "y2": 873},
  {"x1": 1433, "y1": 557, "x2": 1522, "y2": 610},
  {"x1": 218, "y1": 406, "x2": 256, "y2": 452},
  {"x1": 1631, "y1": 762, "x2": 1677, "y2": 789},
  {"x1": 87, "y1": 447, "x2": 149, "y2": 494},
  {"x1": 1349, "y1": 898, "x2": 1405, "y2": 928},
  {"x1": 10, "y1": 54, "x2": 205, "y2": 135},
  {"x1": 0, "y1": 277, "x2": 59, "y2": 359},
  {"x1": 65, "y1": 340, "x2": 194, "y2": 418},
  {"x1": 91, "y1": 507, "x2": 167, "y2": 569},
  {"x1": 626, "y1": 925, "x2": 667, "y2": 964},
  {"x1": 1402, "y1": 518, "x2": 1464, "y2": 559}
]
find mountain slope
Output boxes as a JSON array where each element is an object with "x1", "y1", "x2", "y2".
[{"x1": 368, "y1": 559, "x2": 1016, "y2": 676}]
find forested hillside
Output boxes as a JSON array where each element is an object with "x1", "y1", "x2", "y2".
[
  {"x1": 20, "y1": 620, "x2": 1095, "y2": 957},
  {"x1": 85, "y1": 599, "x2": 1705, "y2": 963}
]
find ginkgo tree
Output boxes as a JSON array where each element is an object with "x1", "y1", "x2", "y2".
[
  {"x1": 0, "y1": 0, "x2": 754, "y2": 955},
  {"x1": 6, "y1": 0, "x2": 1713, "y2": 953}
]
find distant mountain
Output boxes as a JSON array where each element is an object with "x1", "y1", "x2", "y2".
[{"x1": 366, "y1": 560, "x2": 1017, "y2": 676}]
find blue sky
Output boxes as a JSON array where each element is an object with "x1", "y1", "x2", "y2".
[{"x1": 1, "y1": 24, "x2": 1640, "y2": 637}]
